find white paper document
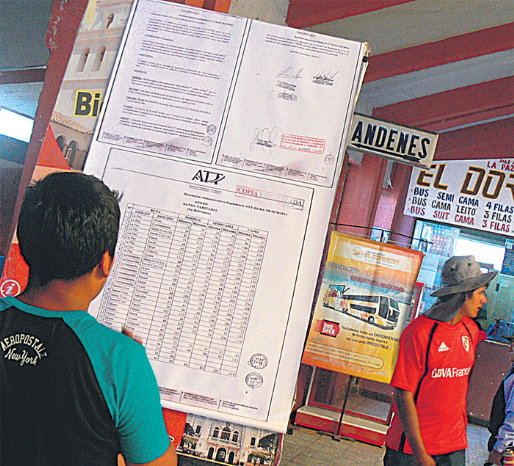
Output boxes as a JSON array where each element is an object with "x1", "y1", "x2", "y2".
[
  {"x1": 217, "y1": 21, "x2": 365, "y2": 187},
  {"x1": 85, "y1": 0, "x2": 368, "y2": 431}
]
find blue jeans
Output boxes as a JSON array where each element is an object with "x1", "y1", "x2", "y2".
[{"x1": 383, "y1": 446, "x2": 466, "y2": 465}]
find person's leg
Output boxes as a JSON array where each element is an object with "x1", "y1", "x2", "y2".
[
  {"x1": 433, "y1": 449, "x2": 466, "y2": 466},
  {"x1": 383, "y1": 446, "x2": 415, "y2": 465}
]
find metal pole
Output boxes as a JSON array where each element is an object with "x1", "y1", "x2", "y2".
[{"x1": 333, "y1": 375, "x2": 353, "y2": 441}]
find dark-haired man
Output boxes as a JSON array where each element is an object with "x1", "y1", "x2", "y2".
[
  {"x1": 384, "y1": 255, "x2": 497, "y2": 466},
  {"x1": 0, "y1": 172, "x2": 176, "y2": 465}
]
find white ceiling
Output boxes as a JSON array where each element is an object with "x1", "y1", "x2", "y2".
[{"x1": 0, "y1": 82, "x2": 44, "y2": 118}]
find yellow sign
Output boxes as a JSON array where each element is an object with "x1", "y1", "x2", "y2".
[
  {"x1": 74, "y1": 90, "x2": 103, "y2": 117},
  {"x1": 302, "y1": 232, "x2": 423, "y2": 383}
]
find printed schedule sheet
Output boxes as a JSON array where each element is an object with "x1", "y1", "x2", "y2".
[
  {"x1": 102, "y1": 205, "x2": 267, "y2": 378},
  {"x1": 85, "y1": 0, "x2": 368, "y2": 431}
]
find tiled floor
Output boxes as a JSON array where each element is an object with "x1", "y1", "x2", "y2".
[{"x1": 281, "y1": 423, "x2": 490, "y2": 465}]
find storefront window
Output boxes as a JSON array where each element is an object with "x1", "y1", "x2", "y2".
[
  {"x1": 454, "y1": 237, "x2": 505, "y2": 270},
  {"x1": 412, "y1": 219, "x2": 512, "y2": 336}
]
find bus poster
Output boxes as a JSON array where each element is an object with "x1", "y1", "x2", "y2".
[{"x1": 302, "y1": 232, "x2": 423, "y2": 384}]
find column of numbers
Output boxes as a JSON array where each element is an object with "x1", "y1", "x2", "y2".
[
  {"x1": 145, "y1": 212, "x2": 178, "y2": 359},
  {"x1": 174, "y1": 218, "x2": 207, "y2": 367},
  {"x1": 99, "y1": 205, "x2": 268, "y2": 377}
]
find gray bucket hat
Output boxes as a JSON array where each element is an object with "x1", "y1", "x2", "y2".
[{"x1": 431, "y1": 255, "x2": 498, "y2": 297}]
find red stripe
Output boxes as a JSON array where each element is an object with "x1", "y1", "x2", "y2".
[
  {"x1": 202, "y1": 0, "x2": 217, "y2": 10},
  {"x1": 373, "y1": 76, "x2": 514, "y2": 131},
  {"x1": 286, "y1": 0, "x2": 416, "y2": 29},
  {"x1": 434, "y1": 118, "x2": 514, "y2": 161},
  {"x1": 365, "y1": 23, "x2": 514, "y2": 82}
]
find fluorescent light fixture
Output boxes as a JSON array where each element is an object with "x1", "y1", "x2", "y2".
[{"x1": 0, "y1": 107, "x2": 34, "y2": 143}]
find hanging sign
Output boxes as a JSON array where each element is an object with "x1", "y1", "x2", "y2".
[
  {"x1": 348, "y1": 113, "x2": 438, "y2": 167},
  {"x1": 404, "y1": 158, "x2": 514, "y2": 237},
  {"x1": 302, "y1": 232, "x2": 423, "y2": 384},
  {"x1": 502, "y1": 239, "x2": 514, "y2": 276}
]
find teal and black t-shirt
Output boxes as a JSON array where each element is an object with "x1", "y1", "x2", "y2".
[{"x1": 0, "y1": 296, "x2": 169, "y2": 465}]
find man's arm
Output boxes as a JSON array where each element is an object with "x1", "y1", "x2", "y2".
[
  {"x1": 395, "y1": 387, "x2": 436, "y2": 466},
  {"x1": 119, "y1": 442, "x2": 177, "y2": 466},
  {"x1": 489, "y1": 374, "x2": 514, "y2": 465},
  {"x1": 488, "y1": 448, "x2": 502, "y2": 465}
]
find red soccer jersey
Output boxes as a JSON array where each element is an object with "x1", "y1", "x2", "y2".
[{"x1": 385, "y1": 314, "x2": 479, "y2": 455}]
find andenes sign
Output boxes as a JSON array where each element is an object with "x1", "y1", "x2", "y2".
[
  {"x1": 348, "y1": 113, "x2": 438, "y2": 167},
  {"x1": 404, "y1": 159, "x2": 514, "y2": 237}
]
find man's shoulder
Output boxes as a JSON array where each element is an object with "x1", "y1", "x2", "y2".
[
  {"x1": 0, "y1": 296, "x2": 18, "y2": 312},
  {"x1": 460, "y1": 316, "x2": 481, "y2": 336},
  {"x1": 404, "y1": 314, "x2": 436, "y2": 334},
  {"x1": 65, "y1": 313, "x2": 145, "y2": 363},
  {"x1": 398, "y1": 315, "x2": 441, "y2": 350}
]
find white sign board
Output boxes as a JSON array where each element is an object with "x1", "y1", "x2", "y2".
[
  {"x1": 404, "y1": 159, "x2": 514, "y2": 237},
  {"x1": 84, "y1": 0, "x2": 368, "y2": 432},
  {"x1": 348, "y1": 113, "x2": 438, "y2": 167}
]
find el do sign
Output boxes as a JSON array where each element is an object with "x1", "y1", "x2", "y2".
[
  {"x1": 404, "y1": 159, "x2": 514, "y2": 236},
  {"x1": 348, "y1": 113, "x2": 438, "y2": 167}
]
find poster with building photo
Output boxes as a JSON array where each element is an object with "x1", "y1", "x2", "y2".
[
  {"x1": 302, "y1": 232, "x2": 423, "y2": 384},
  {"x1": 178, "y1": 414, "x2": 281, "y2": 465},
  {"x1": 0, "y1": 1, "x2": 301, "y2": 462}
]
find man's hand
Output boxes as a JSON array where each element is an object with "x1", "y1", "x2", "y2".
[
  {"x1": 488, "y1": 449, "x2": 503, "y2": 465},
  {"x1": 122, "y1": 327, "x2": 143, "y2": 344},
  {"x1": 412, "y1": 450, "x2": 436, "y2": 466}
]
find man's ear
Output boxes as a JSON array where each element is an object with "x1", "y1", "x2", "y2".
[{"x1": 100, "y1": 251, "x2": 114, "y2": 278}]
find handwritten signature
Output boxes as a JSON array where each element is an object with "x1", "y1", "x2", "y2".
[
  {"x1": 269, "y1": 90, "x2": 298, "y2": 101},
  {"x1": 250, "y1": 127, "x2": 278, "y2": 151},
  {"x1": 313, "y1": 70, "x2": 339, "y2": 85},
  {"x1": 277, "y1": 66, "x2": 303, "y2": 79}
]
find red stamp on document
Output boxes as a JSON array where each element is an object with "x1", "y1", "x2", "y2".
[{"x1": 280, "y1": 134, "x2": 325, "y2": 154}]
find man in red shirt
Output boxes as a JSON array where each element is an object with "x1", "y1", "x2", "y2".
[{"x1": 384, "y1": 255, "x2": 497, "y2": 466}]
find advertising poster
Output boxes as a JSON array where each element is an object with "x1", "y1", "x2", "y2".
[
  {"x1": 302, "y1": 232, "x2": 423, "y2": 384},
  {"x1": 83, "y1": 0, "x2": 368, "y2": 431},
  {"x1": 177, "y1": 413, "x2": 281, "y2": 465},
  {"x1": 404, "y1": 158, "x2": 514, "y2": 237}
]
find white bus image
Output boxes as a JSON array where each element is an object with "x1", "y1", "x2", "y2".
[{"x1": 322, "y1": 284, "x2": 400, "y2": 329}]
